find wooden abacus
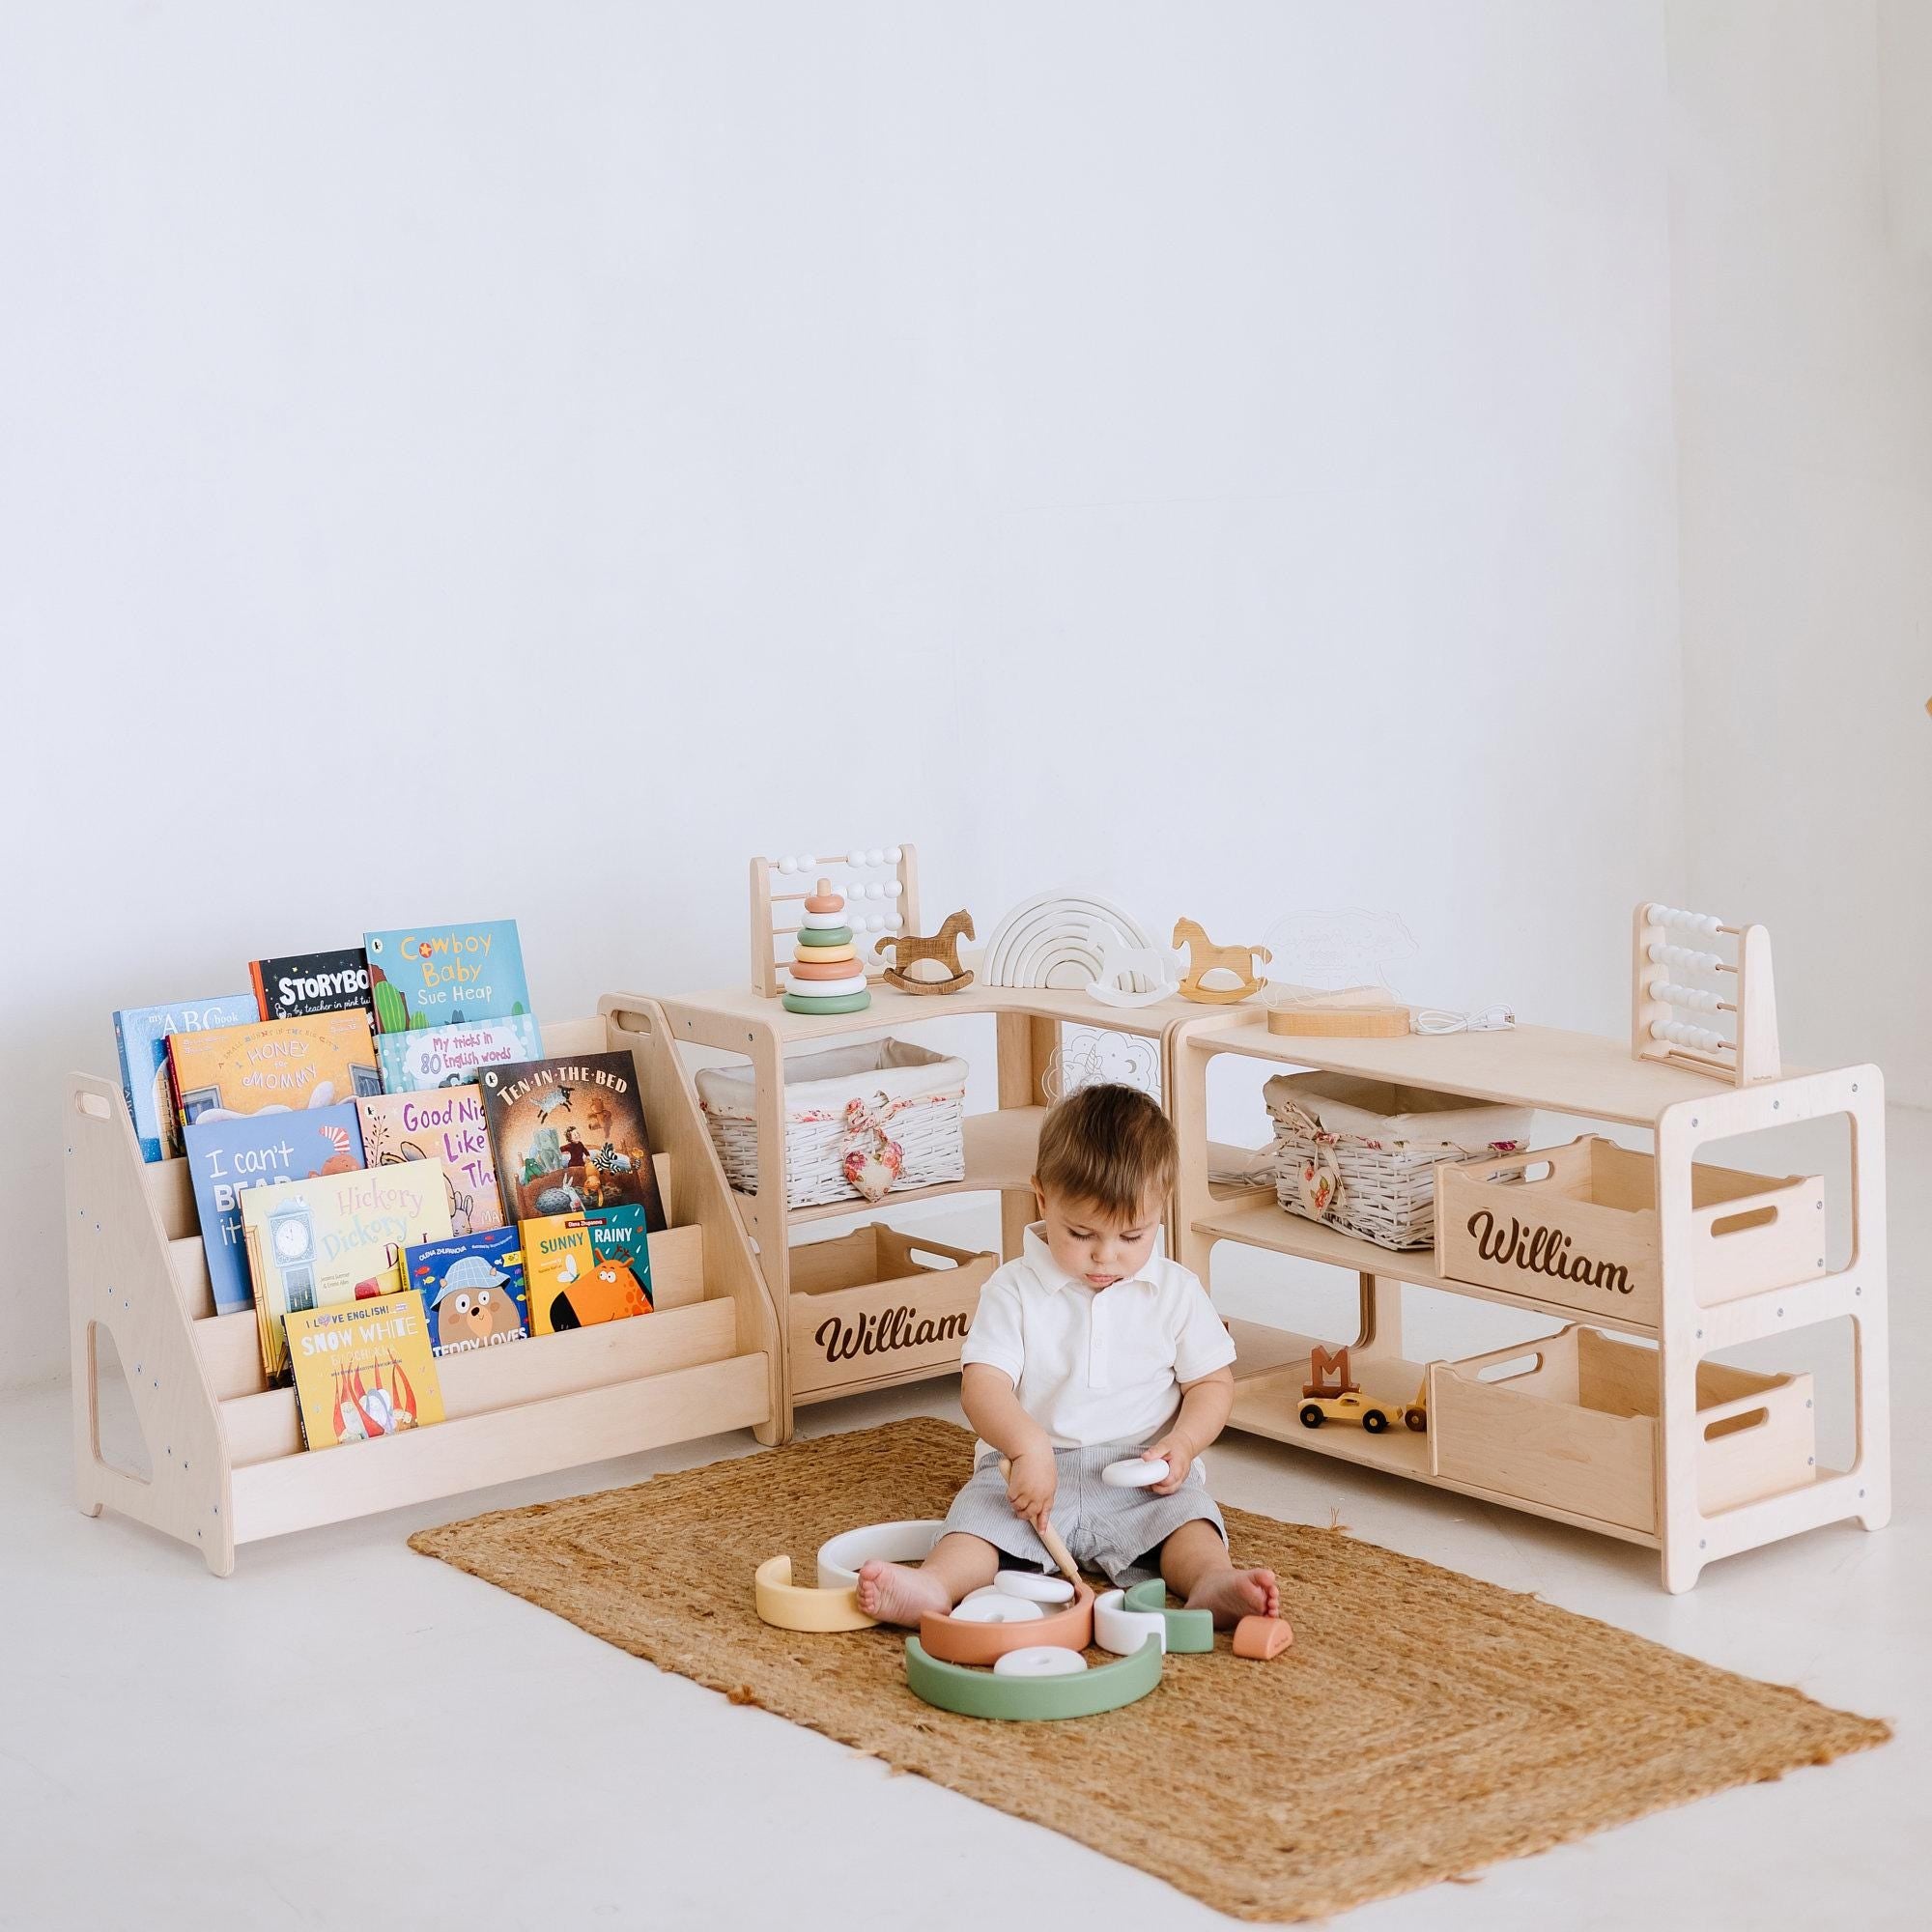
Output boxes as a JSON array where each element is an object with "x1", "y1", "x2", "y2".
[
  {"x1": 1631, "y1": 900, "x2": 1781, "y2": 1086},
  {"x1": 748, "y1": 844, "x2": 920, "y2": 998}
]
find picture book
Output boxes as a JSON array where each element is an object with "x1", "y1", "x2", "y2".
[
  {"x1": 376, "y1": 1015, "x2": 543, "y2": 1095},
  {"x1": 166, "y1": 1009, "x2": 382, "y2": 1134},
  {"x1": 113, "y1": 994, "x2": 258, "y2": 1162},
  {"x1": 241, "y1": 1162, "x2": 453, "y2": 1379},
  {"x1": 184, "y1": 1104, "x2": 365, "y2": 1317},
  {"x1": 480, "y1": 1052, "x2": 666, "y2": 1230},
  {"x1": 521, "y1": 1205, "x2": 652, "y2": 1337},
  {"x1": 249, "y1": 947, "x2": 373, "y2": 1022},
  {"x1": 401, "y1": 1228, "x2": 528, "y2": 1357},
  {"x1": 363, "y1": 920, "x2": 530, "y2": 1034},
  {"x1": 286, "y1": 1291, "x2": 444, "y2": 1449},
  {"x1": 355, "y1": 1086, "x2": 503, "y2": 1234}
]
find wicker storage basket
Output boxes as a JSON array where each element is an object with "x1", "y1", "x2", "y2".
[
  {"x1": 696, "y1": 1038, "x2": 969, "y2": 1210},
  {"x1": 1263, "y1": 1071, "x2": 1532, "y2": 1251}
]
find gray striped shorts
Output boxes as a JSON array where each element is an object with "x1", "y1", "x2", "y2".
[{"x1": 939, "y1": 1440, "x2": 1226, "y2": 1587}]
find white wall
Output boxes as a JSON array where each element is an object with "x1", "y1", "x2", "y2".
[
  {"x1": 1670, "y1": 0, "x2": 1932, "y2": 1102},
  {"x1": 0, "y1": 3, "x2": 1685, "y2": 1389}
]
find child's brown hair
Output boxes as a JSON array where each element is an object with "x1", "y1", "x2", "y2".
[{"x1": 1033, "y1": 1083, "x2": 1176, "y2": 1221}]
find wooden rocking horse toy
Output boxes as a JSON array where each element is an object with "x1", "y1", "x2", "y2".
[
  {"x1": 1173, "y1": 918, "x2": 1272, "y2": 1004},
  {"x1": 874, "y1": 910, "x2": 976, "y2": 995}
]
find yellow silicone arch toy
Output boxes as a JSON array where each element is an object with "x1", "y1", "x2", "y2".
[{"x1": 753, "y1": 1554, "x2": 879, "y2": 1632}]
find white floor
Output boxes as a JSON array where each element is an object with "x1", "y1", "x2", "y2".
[{"x1": 4, "y1": 1112, "x2": 1926, "y2": 1931}]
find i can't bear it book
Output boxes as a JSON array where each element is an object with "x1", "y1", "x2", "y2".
[
  {"x1": 376, "y1": 1014, "x2": 543, "y2": 1095},
  {"x1": 355, "y1": 1086, "x2": 503, "y2": 1234},
  {"x1": 184, "y1": 1103, "x2": 365, "y2": 1317},
  {"x1": 402, "y1": 1228, "x2": 528, "y2": 1357},
  {"x1": 480, "y1": 1052, "x2": 667, "y2": 1230},
  {"x1": 286, "y1": 1292, "x2": 444, "y2": 1449},
  {"x1": 113, "y1": 994, "x2": 258, "y2": 1161},
  {"x1": 241, "y1": 1162, "x2": 453, "y2": 1379},
  {"x1": 363, "y1": 920, "x2": 529, "y2": 1034},
  {"x1": 521, "y1": 1205, "x2": 652, "y2": 1337},
  {"x1": 249, "y1": 947, "x2": 373, "y2": 1022},
  {"x1": 167, "y1": 1009, "x2": 382, "y2": 1133}
]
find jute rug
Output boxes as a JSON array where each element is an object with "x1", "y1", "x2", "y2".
[{"x1": 410, "y1": 1417, "x2": 1888, "y2": 1921}]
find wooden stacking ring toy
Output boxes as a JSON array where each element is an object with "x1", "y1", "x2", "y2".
[
  {"x1": 791, "y1": 940, "x2": 857, "y2": 965},
  {"x1": 1233, "y1": 1614, "x2": 1293, "y2": 1660},
  {"x1": 993, "y1": 1645, "x2": 1088, "y2": 1678},
  {"x1": 814, "y1": 1520, "x2": 945, "y2": 1593},
  {"x1": 919, "y1": 1581, "x2": 1094, "y2": 1665},
  {"x1": 783, "y1": 971, "x2": 868, "y2": 998},
  {"x1": 994, "y1": 1570, "x2": 1075, "y2": 1605},
  {"x1": 787, "y1": 956, "x2": 864, "y2": 981},
  {"x1": 903, "y1": 1634, "x2": 1162, "y2": 1720},
  {"x1": 791, "y1": 924, "x2": 853, "y2": 949},
  {"x1": 1100, "y1": 1456, "x2": 1168, "y2": 1489},
  {"x1": 753, "y1": 1554, "x2": 877, "y2": 1632},
  {"x1": 799, "y1": 908, "x2": 850, "y2": 930},
  {"x1": 1093, "y1": 1587, "x2": 1168, "y2": 1657},
  {"x1": 1122, "y1": 1577, "x2": 1214, "y2": 1653},
  {"x1": 804, "y1": 887, "x2": 843, "y2": 915},
  {"x1": 948, "y1": 1593, "x2": 1044, "y2": 1625},
  {"x1": 781, "y1": 990, "x2": 872, "y2": 1014}
]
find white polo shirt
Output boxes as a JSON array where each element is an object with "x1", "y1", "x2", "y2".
[{"x1": 959, "y1": 1225, "x2": 1237, "y2": 1450}]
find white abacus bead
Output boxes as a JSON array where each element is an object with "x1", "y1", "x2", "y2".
[
  {"x1": 886, "y1": 846, "x2": 901, "y2": 863},
  {"x1": 1702, "y1": 913, "x2": 1722, "y2": 934},
  {"x1": 867, "y1": 847, "x2": 885, "y2": 866},
  {"x1": 869, "y1": 914, "x2": 887, "y2": 930},
  {"x1": 781, "y1": 857, "x2": 799, "y2": 873},
  {"x1": 1647, "y1": 902, "x2": 1668, "y2": 923},
  {"x1": 848, "y1": 849, "x2": 867, "y2": 867},
  {"x1": 1650, "y1": 1021, "x2": 1671, "y2": 1042},
  {"x1": 886, "y1": 880, "x2": 901, "y2": 897},
  {"x1": 868, "y1": 881, "x2": 886, "y2": 898},
  {"x1": 886, "y1": 911, "x2": 901, "y2": 927},
  {"x1": 799, "y1": 853, "x2": 815, "y2": 869}
]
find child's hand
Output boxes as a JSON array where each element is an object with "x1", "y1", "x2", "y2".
[
  {"x1": 1143, "y1": 1434, "x2": 1194, "y2": 1496},
  {"x1": 1006, "y1": 1446, "x2": 1058, "y2": 1530}
]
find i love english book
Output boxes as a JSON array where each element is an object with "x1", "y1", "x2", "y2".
[
  {"x1": 286, "y1": 1292, "x2": 444, "y2": 1450},
  {"x1": 363, "y1": 920, "x2": 529, "y2": 1034},
  {"x1": 241, "y1": 1162, "x2": 453, "y2": 1380}
]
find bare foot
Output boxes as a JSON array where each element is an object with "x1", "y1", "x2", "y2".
[
  {"x1": 1184, "y1": 1565, "x2": 1280, "y2": 1627},
  {"x1": 855, "y1": 1559, "x2": 952, "y2": 1627}
]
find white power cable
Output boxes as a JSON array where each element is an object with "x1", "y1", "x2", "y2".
[{"x1": 1410, "y1": 1004, "x2": 1517, "y2": 1035}]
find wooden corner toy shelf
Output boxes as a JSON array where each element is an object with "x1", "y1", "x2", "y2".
[
  {"x1": 68, "y1": 1007, "x2": 781, "y2": 1575},
  {"x1": 1171, "y1": 1012, "x2": 1890, "y2": 1591},
  {"x1": 621, "y1": 980, "x2": 1212, "y2": 1438}
]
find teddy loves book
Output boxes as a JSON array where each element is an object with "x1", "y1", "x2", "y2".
[
  {"x1": 480, "y1": 1052, "x2": 666, "y2": 1230},
  {"x1": 401, "y1": 1228, "x2": 527, "y2": 1357},
  {"x1": 113, "y1": 994, "x2": 258, "y2": 1161},
  {"x1": 184, "y1": 1104, "x2": 366, "y2": 1317},
  {"x1": 286, "y1": 1292, "x2": 444, "y2": 1449},
  {"x1": 362, "y1": 920, "x2": 529, "y2": 1034},
  {"x1": 355, "y1": 1086, "x2": 503, "y2": 1234},
  {"x1": 242, "y1": 1162, "x2": 453, "y2": 1379},
  {"x1": 167, "y1": 1009, "x2": 382, "y2": 1133},
  {"x1": 376, "y1": 1015, "x2": 543, "y2": 1095}
]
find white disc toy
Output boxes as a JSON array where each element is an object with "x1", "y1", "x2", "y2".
[
  {"x1": 992, "y1": 1645, "x2": 1090, "y2": 1678},
  {"x1": 1101, "y1": 1457, "x2": 1169, "y2": 1489},
  {"x1": 994, "y1": 1571, "x2": 1076, "y2": 1605}
]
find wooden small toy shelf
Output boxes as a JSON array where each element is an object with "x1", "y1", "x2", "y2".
[
  {"x1": 68, "y1": 1007, "x2": 781, "y2": 1575},
  {"x1": 1170, "y1": 1012, "x2": 1889, "y2": 1591}
]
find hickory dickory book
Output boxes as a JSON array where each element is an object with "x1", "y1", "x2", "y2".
[
  {"x1": 402, "y1": 1228, "x2": 528, "y2": 1357},
  {"x1": 249, "y1": 947, "x2": 374, "y2": 1022},
  {"x1": 241, "y1": 1161, "x2": 453, "y2": 1380},
  {"x1": 362, "y1": 920, "x2": 530, "y2": 1034},
  {"x1": 481, "y1": 1052, "x2": 667, "y2": 1230},
  {"x1": 376, "y1": 1014, "x2": 544, "y2": 1094},
  {"x1": 184, "y1": 1103, "x2": 365, "y2": 1317},
  {"x1": 521, "y1": 1205, "x2": 652, "y2": 1337},
  {"x1": 355, "y1": 1086, "x2": 503, "y2": 1233},
  {"x1": 113, "y1": 994, "x2": 258, "y2": 1162},
  {"x1": 166, "y1": 1009, "x2": 382, "y2": 1133},
  {"x1": 286, "y1": 1291, "x2": 444, "y2": 1449}
]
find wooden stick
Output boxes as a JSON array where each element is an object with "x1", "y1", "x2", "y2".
[{"x1": 997, "y1": 1456, "x2": 1080, "y2": 1581}]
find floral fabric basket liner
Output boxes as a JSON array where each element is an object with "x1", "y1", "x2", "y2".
[
  {"x1": 1263, "y1": 1070, "x2": 1533, "y2": 1251},
  {"x1": 696, "y1": 1038, "x2": 969, "y2": 1210}
]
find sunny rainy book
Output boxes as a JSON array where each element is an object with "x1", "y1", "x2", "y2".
[
  {"x1": 241, "y1": 1161, "x2": 453, "y2": 1379},
  {"x1": 355, "y1": 1086, "x2": 504, "y2": 1233},
  {"x1": 286, "y1": 1292, "x2": 444, "y2": 1449},
  {"x1": 376, "y1": 1014, "x2": 544, "y2": 1095},
  {"x1": 522, "y1": 1204, "x2": 652, "y2": 1337},
  {"x1": 402, "y1": 1228, "x2": 528, "y2": 1356},
  {"x1": 481, "y1": 1052, "x2": 666, "y2": 1229},
  {"x1": 113, "y1": 993, "x2": 257, "y2": 1161},
  {"x1": 184, "y1": 1104, "x2": 366, "y2": 1317},
  {"x1": 363, "y1": 920, "x2": 530, "y2": 1034}
]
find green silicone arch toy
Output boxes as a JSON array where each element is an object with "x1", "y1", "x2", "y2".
[
  {"x1": 903, "y1": 1634, "x2": 1163, "y2": 1719},
  {"x1": 1122, "y1": 1578, "x2": 1214, "y2": 1652}
]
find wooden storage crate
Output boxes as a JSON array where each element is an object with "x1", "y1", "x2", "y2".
[
  {"x1": 1435, "y1": 1135, "x2": 1825, "y2": 1327},
  {"x1": 788, "y1": 1224, "x2": 997, "y2": 1403},
  {"x1": 1428, "y1": 1324, "x2": 1814, "y2": 1532}
]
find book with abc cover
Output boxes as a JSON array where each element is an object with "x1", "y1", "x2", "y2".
[
  {"x1": 113, "y1": 993, "x2": 258, "y2": 1161},
  {"x1": 355, "y1": 1086, "x2": 503, "y2": 1233},
  {"x1": 362, "y1": 920, "x2": 529, "y2": 1034},
  {"x1": 520, "y1": 1206, "x2": 652, "y2": 1337},
  {"x1": 249, "y1": 947, "x2": 374, "y2": 1022},
  {"x1": 286, "y1": 1292, "x2": 444, "y2": 1449},
  {"x1": 480, "y1": 1052, "x2": 666, "y2": 1231}
]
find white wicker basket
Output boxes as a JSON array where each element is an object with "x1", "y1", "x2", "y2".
[
  {"x1": 1263, "y1": 1071, "x2": 1532, "y2": 1251},
  {"x1": 696, "y1": 1038, "x2": 969, "y2": 1210}
]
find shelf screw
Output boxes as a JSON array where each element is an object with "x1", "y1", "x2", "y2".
[
  {"x1": 1691, "y1": 1118, "x2": 1699, "y2": 1128},
  {"x1": 1696, "y1": 1329, "x2": 1703, "y2": 1340},
  {"x1": 1699, "y1": 1540, "x2": 1707, "y2": 1549},
  {"x1": 1859, "y1": 1489, "x2": 1865, "y2": 1498},
  {"x1": 1776, "y1": 1308, "x2": 1783, "y2": 1318},
  {"x1": 1808, "y1": 1457, "x2": 1815, "y2": 1466},
  {"x1": 1773, "y1": 1100, "x2": 1780, "y2": 1110},
  {"x1": 1805, "y1": 1399, "x2": 1812, "y2": 1408}
]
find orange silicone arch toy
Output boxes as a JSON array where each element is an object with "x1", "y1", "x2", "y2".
[{"x1": 918, "y1": 1581, "x2": 1095, "y2": 1665}]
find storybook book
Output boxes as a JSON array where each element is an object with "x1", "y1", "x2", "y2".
[
  {"x1": 249, "y1": 947, "x2": 373, "y2": 1022},
  {"x1": 355, "y1": 1086, "x2": 502, "y2": 1233},
  {"x1": 166, "y1": 1009, "x2": 382, "y2": 1133},
  {"x1": 184, "y1": 1103, "x2": 365, "y2": 1316},
  {"x1": 241, "y1": 1162, "x2": 452, "y2": 1379},
  {"x1": 481, "y1": 1052, "x2": 666, "y2": 1229},
  {"x1": 286, "y1": 1292, "x2": 444, "y2": 1449},
  {"x1": 113, "y1": 994, "x2": 258, "y2": 1161},
  {"x1": 401, "y1": 1228, "x2": 528, "y2": 1357},
  {"x1": 363, "y1": 920, "x2": 529, "y2": 1034},
  {"x1": 521, "y1": 1204, "x2": 651, "y2": 1337},
  {"x1": 376, "y1": 1015, "x2": 543, "y2": 1095}
]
